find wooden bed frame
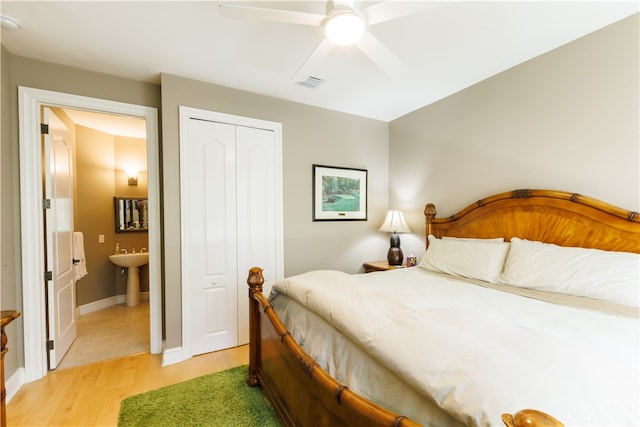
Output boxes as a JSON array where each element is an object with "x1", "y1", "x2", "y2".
[{"x1": 246, "y1": 189, "x2": 640, "y2": 427}]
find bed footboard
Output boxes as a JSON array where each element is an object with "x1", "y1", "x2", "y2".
[
  {"x1": 502, "y1": 410, "x2": 564, "y2": 427},
  {"x1": 246, "y1": 267, "x2": 421, "y2": 427}
]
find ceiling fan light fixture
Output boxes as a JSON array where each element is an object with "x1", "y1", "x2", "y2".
[{"x1": 325, "y1": 12, "x2": 365, "y2": 46}]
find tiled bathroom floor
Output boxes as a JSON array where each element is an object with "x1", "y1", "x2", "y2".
[{"x1": 56, "y1": 300, "x2": 150, "y2": 370}]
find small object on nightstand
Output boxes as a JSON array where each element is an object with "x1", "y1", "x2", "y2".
[{"x1": 406, "y1": 255, "x2": 417, "y2": 267}]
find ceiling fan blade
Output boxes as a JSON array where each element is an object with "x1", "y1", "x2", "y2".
[
  {"x1": 355, "y1": 31, "x2": 406, "y2": 77},
  {"x1": 291, "y1": 38, "x2": 335, "y2": 83},
  {"x1": 218, "y1": 4, "x2": 326, "y2": 27},
  {"x1": 332, "y1": 0, "x2": 356, "y2": 9},
  {"x1": 364, "y1": 1, "x2": 441, "y2": 26}
]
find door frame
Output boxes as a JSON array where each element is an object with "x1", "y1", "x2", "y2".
[
  {"x1": 19, "y1": 86, "x2": 162, "y2": 382},
  {"x1": 178, "y1": 106, "x2": 284, "y2": 361}
]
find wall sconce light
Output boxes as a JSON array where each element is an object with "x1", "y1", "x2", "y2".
[
  {"x1": 126, "y1": 168, "x2": 138, "y2": 186},
  {"x1": 378, "y1": 210, "x2": 411, "y2": 266}
]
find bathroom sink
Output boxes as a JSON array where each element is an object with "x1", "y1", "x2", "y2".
[
  {"x1": 108, "y1": 252, "x2": 149, "y2": 268},
  {"x1": 109, "y1": 252, "x2": 149, "y2": 307}
]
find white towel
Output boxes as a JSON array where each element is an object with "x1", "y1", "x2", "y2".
[{"x1": 73, "y1": 231, "x2": 88, "y2": 280}]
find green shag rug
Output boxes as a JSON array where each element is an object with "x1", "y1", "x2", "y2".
[{"x1": 118, "y1": 365, "x2": 281, "y2": 427}]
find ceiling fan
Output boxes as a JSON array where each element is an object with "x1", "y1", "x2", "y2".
[{"x1": 218, "y1": 0, "x2": 434, "y2": 83}]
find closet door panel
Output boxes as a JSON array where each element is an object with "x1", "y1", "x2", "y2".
[
  {"x1": 236, "y1": 125, "x2": 278, "y2": 345},
  {"x1": 185, "y1": 118, "x2": 238, "y2": 356}
]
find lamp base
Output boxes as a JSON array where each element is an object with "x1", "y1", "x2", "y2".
[{"x1": 387, "y1": 247, "x2": 403, "y2": 266}]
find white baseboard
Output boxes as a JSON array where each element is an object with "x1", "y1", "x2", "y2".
[
  {"x1": 78, "y1": 292, "x2": 150, "y2": 315},
  {"x1": 162, "y1": 346, "x2": 184, "y2": 366},
  {"x1": 5, "y1": 367, "x2": 25, "y2": 404},
  {"x1": 78, "y1": 296, "x2": 119, "y2": 315}
]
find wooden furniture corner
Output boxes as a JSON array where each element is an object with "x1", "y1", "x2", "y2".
[
  {"x1": 1, "y1": 310, "x2": 20, "y2": 427},
  {"x1": 502, "y1": 409, "x2": 565, "y2": 427},
  {"x1": 363, "y1": 260, "x2": 406, "y2": 273}
]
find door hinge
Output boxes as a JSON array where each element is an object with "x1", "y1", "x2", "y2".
[
  {"x1": 44, "y1": 271, "x2": 53, "y2": 281},
  {"x1": 46, "y1": 340, "x2": 54, "y2": 350},
  {"x1": 43, "y1": 199, "x2": 51, "y2": 209},
  {"x1": 41, "y1": 123, "x2": 49, "y2": 134}
]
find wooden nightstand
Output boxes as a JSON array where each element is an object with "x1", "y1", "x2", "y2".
[{"x1": 363, "y1": 260, "x2": 407, "y2": 273}]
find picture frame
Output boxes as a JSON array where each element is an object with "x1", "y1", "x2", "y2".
[{"x1": 312, "y1": 164, "x2": 368, "y2": 221}]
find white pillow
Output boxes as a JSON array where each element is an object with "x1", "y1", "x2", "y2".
[
  {"x1": 442, "y1": 236, "x2": 505, "y2": 242},
  {"x1": 500, "y1": 238, "x2": 640, "y2": 307},
  {"x1": 420, "y1": 235, "x2": 510, "y2": 283}
]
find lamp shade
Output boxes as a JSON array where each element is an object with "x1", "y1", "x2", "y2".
[{"x1": 378, "y1": 210, "x2": 411, "y2": 234}]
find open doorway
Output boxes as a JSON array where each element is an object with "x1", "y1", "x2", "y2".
[
  {"x1": 53, "y1": 107, "x2": 150, "y2": 369},
  {"x1": 19, "y1": 87, "x2": 161, "y2": 382}
]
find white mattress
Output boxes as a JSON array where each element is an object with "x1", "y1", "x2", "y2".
[{"x1": 271, "y1": 267, "x2": 640, "y2": 427}]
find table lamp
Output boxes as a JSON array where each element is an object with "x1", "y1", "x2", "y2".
[{"x1": 379, "y1": 210, "x2": 411, "y2": 266}]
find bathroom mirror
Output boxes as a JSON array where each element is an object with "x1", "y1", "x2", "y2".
[{"x1": 114, "y1": 197, "x2": 148, "y2": 233}]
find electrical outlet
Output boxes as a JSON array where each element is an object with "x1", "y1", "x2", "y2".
[{"x1": 98, "y1": 234, "x2": 105, "y2": 243}]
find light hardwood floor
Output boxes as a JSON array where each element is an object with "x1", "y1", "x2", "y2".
[
  {"x1": 7, "y1": 341, "x2": 249, "y2": 426},
  {"x1": 57, "y1": 301, "x2": 150, "y2": 370}
]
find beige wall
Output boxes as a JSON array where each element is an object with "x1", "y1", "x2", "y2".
[
  {"x1": 389, "y1": 14, "x2": 640, "y2": 259},
  {"x1": 160, "y1": 73, "x2": 390, "y2": 349},
  {"x1": 115, "y1": 135, "x2": 148, "y2": 199},
  {"x1": 75, "y1": 127, "x2": 149, "y2": 306},
  {"x1": 75, "y1": 125, "x2": 118, "y2": 305},
  {"x1": 1, "y1": 46, "x2": 22, "y2": 389}
]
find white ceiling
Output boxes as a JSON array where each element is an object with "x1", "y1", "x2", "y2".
[
  {"x1": 1, "y1": 1, "x2": 638, "y2": 123},
  {"x1": 62, "y1": 108, "x2": 148, "y2": 139}
]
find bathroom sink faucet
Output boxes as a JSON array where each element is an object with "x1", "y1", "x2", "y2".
[{"x1": 120, "y1": 248, "x2": 128, "y2": 254}]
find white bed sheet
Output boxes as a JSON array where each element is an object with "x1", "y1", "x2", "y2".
[
  {"x1": 271, "y1": 267, "x2": 640, "y2": 427},
  {"x1": 272, "y1": 293, "x2": 465, "y2": 427}
]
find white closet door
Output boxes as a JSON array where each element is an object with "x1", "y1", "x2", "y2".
[
  {"x1": 181, "y1": 106, "x2": 283, "y2": 358},
  {"x1": 235, "y1": 125, "x2": 278, "y2": 345},
  {"x1": 186, "y1": 118, "x2": 238, "y2": 356}
]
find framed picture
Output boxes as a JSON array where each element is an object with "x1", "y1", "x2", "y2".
[{"x1": 312, "y1": 164, "x2": 368, "y2": 221}]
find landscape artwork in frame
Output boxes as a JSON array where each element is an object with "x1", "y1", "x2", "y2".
[{"x1": 313, "y1": 164, "x2": 367, "y2": 221}]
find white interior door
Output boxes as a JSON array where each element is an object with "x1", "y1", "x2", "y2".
[
  {"x1": 43, "y1": 107, "x2": 77, "y2": 369},
  {"x1": 235, "y1": 125, "x2": 278, "y2": 345},
  {"x1": 185, "y1": 118, "x2": 239, "y2": 356}
]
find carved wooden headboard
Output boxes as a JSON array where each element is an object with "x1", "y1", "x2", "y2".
[{"x1": 424, "y1": 189, "x2": 640, "y2": 254}]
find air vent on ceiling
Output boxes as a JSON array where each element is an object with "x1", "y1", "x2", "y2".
[{"x1": 297, "y1": 76, "x2": 325, "y2": 89}]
